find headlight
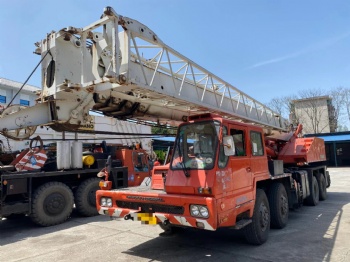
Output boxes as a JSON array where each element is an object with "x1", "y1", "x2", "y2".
[
  {"x1": 199, "y1": 206, "x2": 209, "y2": 218},
  {"x1": 190, "y1": 205, "x2": 200, "y2": 216},
  {"x1": 101, "y1": 197, "x2": 107, "y2": 206},
  {"x1": 190, "y1": 205, "x2": 209, "y2": 218},
  {"x1": 100, "y1": 197, "x2": 112, "y2": 207}
]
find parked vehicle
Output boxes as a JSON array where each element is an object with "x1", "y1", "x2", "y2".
[
  {"x1": 0, "y1": 136, "x2": 151, "y2": 226},
  {"x1": 97, "y1": 113, "x2": 330, "y2": 244}
]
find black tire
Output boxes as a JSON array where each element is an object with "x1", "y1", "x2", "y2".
[
  {"x1": 305, "y1": 176, "x2": 319, "y2": 206},
  {"x1": 31, "y1": 182, "x2": 74, "y2": 226},
  {"x1": 159, "y1": 223, "x2": 183, "y2": 234},
  {"x1": 75, "y1": 178, "x2": 100, "y2": 217},
  {"x1": 244, "y1": 189, "x2": 270, "y2": 245},
  {"x1": 326, "y1": 171, "x2": 331, "y2": 188},
  {"x1": 268, "y1": 183, "x2": 289, "y2": 229},
  {"x1": 317, "y1": 174, "x2": 327, "y2": 201}
]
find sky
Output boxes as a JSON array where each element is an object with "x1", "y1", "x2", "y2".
[{"x1": 1, "y1": 0, "x2": 350, "y2": 118}]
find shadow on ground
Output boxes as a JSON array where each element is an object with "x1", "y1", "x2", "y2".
[{"x1": 121, "y1": 191, "x2": 349, "y2": 262}]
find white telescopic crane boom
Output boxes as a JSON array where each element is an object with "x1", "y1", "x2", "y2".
[{"x1": 0, "y1": 6, "x2": 287, "y2": 140}]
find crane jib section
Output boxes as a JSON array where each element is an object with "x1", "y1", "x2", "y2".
[{"x1": 0, "y1": 6, "x2": 287, "y2": 137}]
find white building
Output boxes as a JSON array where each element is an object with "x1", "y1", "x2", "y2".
[
  {"x1": 0, "y1": 77, "x2": 38, "y2": 107},
  {"x1": 290, "y1": 96, "x2": 336, "y2": 134},
  {"x1": 0, "y1": 77, "x2": 152, "y2": 152}
]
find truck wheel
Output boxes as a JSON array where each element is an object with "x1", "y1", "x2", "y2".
[
  {"x1": 244, "y1": 189, "x2": 270, "y2": 245},
  {"x1": 75, "y1": 178, "x2": 100, "y2": 217},
  {"x1": 305, "y1": 176, "x2": 319, "y2": 206},
  {"x1": 317, "y1": 174, "x2": 327, "y2": 201},
  {"x1": 268, "y1": 183, "x2": 288, "y2": 229},
  {"x1": 31, "y1": 182, "x2": 74, "y2": 226}
]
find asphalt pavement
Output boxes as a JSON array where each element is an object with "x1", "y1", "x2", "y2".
[{"x1": 0, "y1": 168, "x2": 349, "y2": 262}]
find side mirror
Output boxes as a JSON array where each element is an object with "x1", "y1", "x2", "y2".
[{"x1": 223, "y1": 135, "x2": 235, "y2": 156}]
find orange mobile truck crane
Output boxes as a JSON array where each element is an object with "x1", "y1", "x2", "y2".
[
  {"x1": 0, "y1": 7, "x2": 329, "y2": 243},
  {"x1": 97, "y1": 114, "x2": 330, "y2": 245}
]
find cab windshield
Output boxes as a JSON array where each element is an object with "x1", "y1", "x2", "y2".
[{"x1": 171, "y1": 121, "x2": 220, "y2": 170}]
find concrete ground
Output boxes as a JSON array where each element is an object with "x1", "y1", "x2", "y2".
[{"x1": 0, "y1": 168, "x2": 349, "y2": 262}]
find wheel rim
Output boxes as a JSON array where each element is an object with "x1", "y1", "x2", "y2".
[
  {"x1": 280, "y1": 194, "x2": 288, "y2": 217},
  {"x1": 44, "y1": 193, "x2": 66, "y2": 215},
  {"x1": 259, "y1": 202, "x2": 269, "y2": 232}
]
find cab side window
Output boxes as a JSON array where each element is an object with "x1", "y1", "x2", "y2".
[
  {"x1": 132, "y1": 152, "x2": 149, "y2": 172},
  {"x1": 250, "y1": 131, "x2": 264, "y2": 156},
  {"x1": 230, "y1": 128, "x2": 246, "y2": 156}
]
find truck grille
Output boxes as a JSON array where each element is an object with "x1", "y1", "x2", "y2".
[{"x1": 116, "y1": 201, "x2": 184, "y2": 215}]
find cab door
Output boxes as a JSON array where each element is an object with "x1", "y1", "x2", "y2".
[
  {"x1": 249, "y1": 129, "x2": 269, "y2": 177},
  {"x1": 228, "y1": 125, "x2": 253, "y2": 191}
]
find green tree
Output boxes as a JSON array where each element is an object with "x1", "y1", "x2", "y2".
[{"x1": 151, "y1": 125, "x2": 177, "y2": 135}]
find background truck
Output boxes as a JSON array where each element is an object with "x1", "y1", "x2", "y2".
[
  {"x1": 0, "y1": 6, "x2": 330, "y2": 243},
  {"x1": 0, "y1": 134, "x2": 152, "y2": 226}
]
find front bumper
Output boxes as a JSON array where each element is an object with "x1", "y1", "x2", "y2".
[{"x1": 97, "y1": 190, "x2": 217, "y2": 231}]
